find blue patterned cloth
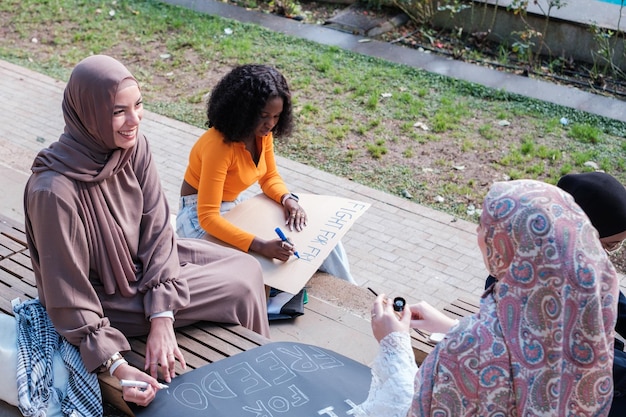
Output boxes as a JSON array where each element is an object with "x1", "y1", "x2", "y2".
[{"x1": 13, "y1": 298, "x2": 102, "y2": 417}]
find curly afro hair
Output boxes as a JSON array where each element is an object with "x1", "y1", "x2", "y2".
[{"x1": 206, "y1": 64, "x2": 294, "y2": 143}]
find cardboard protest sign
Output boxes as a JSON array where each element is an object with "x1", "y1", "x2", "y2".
[
  {"x1": 214, "y1": 193, "x2": 370, "y2": 294},
  {"x1": 133, "y1": 342, "x2": 372, "y2": 417}
]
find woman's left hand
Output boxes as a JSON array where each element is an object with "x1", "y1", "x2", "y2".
[
  {"x1": 284, "y1": 199, "x2": 307, "y2": 232},
  {"x1": 145, "y1": 317, "x2": 187, "y2": 382},
  {"x1": 370, "y1": 294, "x2": 411, "y2": 343}
]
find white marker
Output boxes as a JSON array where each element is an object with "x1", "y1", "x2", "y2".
[{"x1": 120, "y1": 379, "x2": 169, "y2": 389}]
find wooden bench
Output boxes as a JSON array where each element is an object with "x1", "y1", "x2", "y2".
[
  {"x1": 0, "y1": 215, "x2": 270, "y2": 416},
  {"x1": 410, "y1": 297, "x2": 480, "y2": 364}
]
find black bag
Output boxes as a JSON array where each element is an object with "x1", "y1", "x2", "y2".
[{"x1": 267, "y1": 288, "x2": 307, "y2": 320}]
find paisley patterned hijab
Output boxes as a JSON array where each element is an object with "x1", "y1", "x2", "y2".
[{"x1": 413, "y1": 180, "x2": 618, "y2": 417}]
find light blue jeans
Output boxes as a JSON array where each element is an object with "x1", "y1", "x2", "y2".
[{"x1": 176, "y1": 194, "x2": 356, "y2": 284}]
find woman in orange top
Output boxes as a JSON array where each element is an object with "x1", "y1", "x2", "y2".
[{"x1": 177, "y1": 64, "x2": 355, "y2": 283}]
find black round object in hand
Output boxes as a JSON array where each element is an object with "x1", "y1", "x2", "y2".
[{"x1": 393, "y1": 297, "x2": 406, "y2": 312}]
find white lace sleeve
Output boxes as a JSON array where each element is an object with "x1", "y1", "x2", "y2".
[{"x1": 352, "y1": 332, "x2": 417, "y2": 417}]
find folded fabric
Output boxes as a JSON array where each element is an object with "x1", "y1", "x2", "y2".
[
  {"x1": 13, "y1": 298, "x2": 102, "y2": 417},
  {"x1": 267, "y1": 288, "x2": 306, "y2": 320}
]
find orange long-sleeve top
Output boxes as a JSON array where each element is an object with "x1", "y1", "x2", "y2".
[{"x1": 183, "y1": 127, "x2": 289, "y2": 251}]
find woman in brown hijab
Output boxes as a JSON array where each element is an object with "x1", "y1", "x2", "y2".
[{"x1": 23, "y1": 55, "x2": 270, "y2": 407}]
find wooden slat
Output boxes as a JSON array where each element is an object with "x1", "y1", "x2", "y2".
[
  {"x1": 0, "y1": 218, "x2": 28, "y2": 260},
  {"x1": 411, "y1": 332, "x2": 436, "y2": 364},
  {"x1": 6, "y1": 251, "x2": 34, "y2": 274},
  {"x1": 184, "y1": 322, "x2": 263, "y2": 352},
  {"x1": 99, "y1": 373, "x2": 135, "y2": 417}
]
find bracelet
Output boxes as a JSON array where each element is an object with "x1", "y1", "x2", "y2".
[
  {"x1": 281, "y1": 193, "x2": 299, "y2": 206},
  {"x1": 109, "y1": 357, "x2": 128, "y2": 377},
  {"x1": 103, "y1": 352, "x2": 124, "y2": 370}
]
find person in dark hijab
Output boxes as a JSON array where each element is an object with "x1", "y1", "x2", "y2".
[{"x1": 24, "y1": 55, "x2": 270, "y2": 408}]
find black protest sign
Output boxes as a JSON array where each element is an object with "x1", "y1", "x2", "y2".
[{"x1": 134, "y1": 341, "x2": 372, "y2": 417}]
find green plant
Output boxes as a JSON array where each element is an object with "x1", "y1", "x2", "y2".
[
  {"x1": 269, "y1": 0, "x2": 302, "y2": 17},
  {"x1": 460, "y1": 138, "x2": 475, "y2": 151},
  {"x1": 478, "y1": 123, "x2": 495, "y2": 140},
  {"x1": 511, "y1": 29, "x2": 539, "y2": 65},
  {"x1": 536, "y1": 145, "x2": 560, "y2": 161},
  {"x1": 390, "y1": 0, "x2": 437, "y2": 25},
  {"x1": 534, "y1": 1, "x2": 568, "y2": 57},
  {"x1": 568, "y1": 123, "x2": 601, "y2": 144},
  {"x1": 520, "y1": 137, "x2": 535, "y2": 155},
  {"x1": 366, "y1": 140, "x2": 388, "y2": 159},
  {"x1": 559, "y1": 163, "x2": 573, "y2": 176},
  {"x1": 589, "y1": 23, "x2": 626, "y2": 81},
  {"x1": 570, "y1": 150, "x2": 598, "y2": 166}
]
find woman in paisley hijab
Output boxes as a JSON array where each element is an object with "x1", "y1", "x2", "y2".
[
  {"x1": 24, "y1": 55, "x2": 269, "y2": 407},
  {"x1": 355, "y1": 179, "x2": 619, "y2": 417}
]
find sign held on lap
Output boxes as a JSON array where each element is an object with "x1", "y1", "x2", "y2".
[{"x1": 215, "y1": 193, "x2": 370, "y2": 294}]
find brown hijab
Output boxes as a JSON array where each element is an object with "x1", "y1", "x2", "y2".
[{"x1": 31, "y1": 55, "x2": 144, "y2": 295}]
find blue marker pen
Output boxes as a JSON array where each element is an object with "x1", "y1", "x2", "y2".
[{"x1": 274, "y1": 227, "x2": 300, "y2": 258}]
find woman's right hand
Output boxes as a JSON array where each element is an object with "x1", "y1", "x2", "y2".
[
  {"x1": 113, "y1": 362, "x2": 163, "y2": 407},
  {"x1": 251, "y1": 237, "x2": 296, "y2": 261},
  {"x1": 370, "y1": 294, "x2": 411, "y2": 342}
]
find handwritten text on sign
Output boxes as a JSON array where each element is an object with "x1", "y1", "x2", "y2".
[
  {"x1": 297, "y1": 201, "x2": 369, "y2": 264},
  {"x1": 135, "y1": 342, "x2": 372, "y2": 417}
]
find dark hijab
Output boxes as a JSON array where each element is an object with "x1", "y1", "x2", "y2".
[{"x1": 557, "y1": 172, "x2": 626, "y2": 238}]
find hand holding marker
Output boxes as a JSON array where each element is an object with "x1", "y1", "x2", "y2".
[
  {"x1": 120, "y1": 379, "x2": 168, "y2": 390},
  {"x1": 275, "y1": 227, "x2": 300, "y2": 258}
]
